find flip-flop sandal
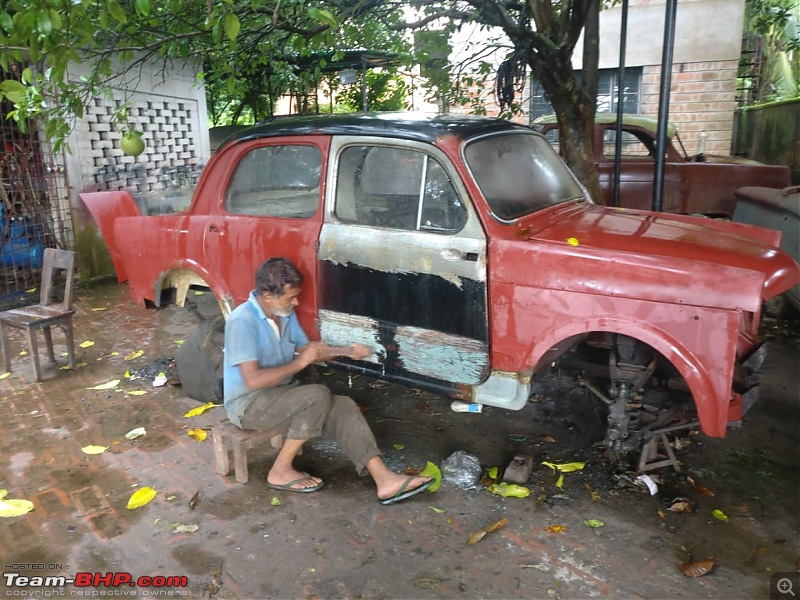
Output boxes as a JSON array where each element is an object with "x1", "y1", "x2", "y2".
[
  {"x1": 378, "y1": 477, "x2": 433, "y2": 505},
  {"x1": 267, "y1": 477, "x2": 324, "y2": 493}
]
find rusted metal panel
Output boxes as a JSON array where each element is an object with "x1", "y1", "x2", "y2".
[{"x1": 318, "y1": 309, "x2": 488, "y2": 385}]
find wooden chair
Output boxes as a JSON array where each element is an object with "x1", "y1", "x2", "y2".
[{"x1": 0, "y1": 248, "x2": 77, "y2": 381}]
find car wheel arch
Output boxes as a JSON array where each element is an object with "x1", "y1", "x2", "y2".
[
  {"x1": 524, "y1": 316, "x2": 723, "y2": 435},
  {"x1": 152, "y1": 265, "x2": 234, "y2": 318}
]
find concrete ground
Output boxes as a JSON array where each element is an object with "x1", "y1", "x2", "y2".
[{"x1": 1, "y1": 279, "x2": 798, "y2": 599}]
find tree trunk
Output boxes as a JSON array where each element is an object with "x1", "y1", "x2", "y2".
[{"x1": 529, "y1": 49, "x2": 603, "y2": 204}]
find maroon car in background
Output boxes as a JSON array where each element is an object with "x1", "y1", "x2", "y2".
[{"x1": 533, "y1": 113, "x2": 791, "y2": 216}]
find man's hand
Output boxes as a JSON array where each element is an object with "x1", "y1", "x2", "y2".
[
  {"x1": 348, "y1": 343, "x2": 373, "y2": 360},
  {"x1": 296, "y1": 341, "x2": 329, "y2": 366},
  {"x1": 302, "y1": 342, "x2": 374, "y2": 362}
]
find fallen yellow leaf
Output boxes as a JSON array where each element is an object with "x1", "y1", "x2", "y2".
[
  {"x1": 541, "y1": 461, "x2": 586, "y2": 472},
  {"x1": 187, "y1": 428, "x2": 208, "y2": 442},
  {"x1": 487, "y1": 482, "x2": 530, "y2": 498},
  {"x1": 184, "y1": 402, "x2": 221, "y2": 418},
  {"x1": 111, "y1": 351, "x2": 119, "y2": 356},
  {"x1": 126, "y1": 487, "x2": 157, "y2": 510},
  {"x1": 546, "y1": 524, "x2": 567, "y2": 534},
  {"x1": 0, "y1": 372, "x2": 10, "y2": 380},
  {"x1": 81, "y1": 445, "x2": 108, "y2": 455},
  {"x1": 127, "y1": 390, "x2": 148, "y2": 396},
  {"x1": 174, "y1": 339, "x2": 185, "y2": 346},
  {"x1": 583, "y1": 519, "x2": 604, "y2": 528},
  {"x1": 19, "y1": 351, "x2": 27, "y2": 356},
  {"x1": 0, "y1": 490, "x2": 34, "y2": 517},
  {"x1": 79, "y1": 340, "x2": 95, "y2": 348},
  {"x1": 124, "y1": 350, "x2": 144, "y2": 360},
  {"x1": 91, "y1": 307, "x2": 107, "y2": 311},
  {"x1": 87, "y1": 379, "x2": 120, "y2": 390}
]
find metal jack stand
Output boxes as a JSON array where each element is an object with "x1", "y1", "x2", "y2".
[{"x1": 637, "y1": 420, "x2": 699, "y2": 473}]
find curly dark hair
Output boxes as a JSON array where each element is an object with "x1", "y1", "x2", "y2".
[{"x1": 254, "y1": 257, "x2": 304, "y2": 296}]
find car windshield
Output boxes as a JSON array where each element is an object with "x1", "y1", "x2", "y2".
[{"x1": 464, "y1": 132, "x2": 586, "y2": 220}]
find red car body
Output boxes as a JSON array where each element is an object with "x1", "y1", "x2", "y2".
[{"x1": 82, "y1": 113, "x2": 799, "y2": 445}]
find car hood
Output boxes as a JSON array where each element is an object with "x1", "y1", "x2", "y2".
[{"x1": 510, "y1": 205, "x2": 800, "y2": 312}]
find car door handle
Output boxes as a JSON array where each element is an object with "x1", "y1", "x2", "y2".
[
  {"x1": 441, "y1": 248, "x2": 478, "y2": 262},
  {"x1": 207, "y1": 224, "x2": 225, "y2": 235}
]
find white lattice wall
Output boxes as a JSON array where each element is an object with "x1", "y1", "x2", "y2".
[{"x1": 66, "y1": 60, "x2": 210, "y2": 216}]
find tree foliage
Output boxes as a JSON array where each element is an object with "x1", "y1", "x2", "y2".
[
  {"x1": 744, "y1": 0, "x2": 800, "y2": 103},
  {"x1": 0, "y1": 0, "x2": 413, "y2": 149},
  {"x1": 0, "y1": 0, "x2": 602, "y2": 197}
]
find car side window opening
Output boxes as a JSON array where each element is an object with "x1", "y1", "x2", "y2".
[
  {"x1": 335, "y1": 145, "x2": 467, "y2": 234},
  {"x1": 602, "y1": 129, "x2": 656, "y2": 159},
  {"x1": 224, "y1": 145, "x2": 322, "y2": 218}
]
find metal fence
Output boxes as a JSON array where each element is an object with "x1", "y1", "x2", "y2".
[{"x1": 1, "y1": 69, "x2": 73, "y2": 307}]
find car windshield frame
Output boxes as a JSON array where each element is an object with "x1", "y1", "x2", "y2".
[{"x1": 463, "y1": 131, "x2": 587, "y2": 221}]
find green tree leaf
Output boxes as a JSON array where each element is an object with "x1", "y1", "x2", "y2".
[
  {"x1": 223, "y1": 13, "x2": 240, "y2": 42},
  {"x1": 135, "y1": 0, "x2": 151, "y2": 17},
  {"x1": 308, "y1": 7, "x2": 338, "y2": 28},
  {"x1": 107, "y1": 0, "x2": 128, "y2": 24},
  {"x1": 0, "y1": 11, "x2": 14, "y2": 33},
  {"x1": 35, "y1": 10, "x2": 52, "y2": 36}
]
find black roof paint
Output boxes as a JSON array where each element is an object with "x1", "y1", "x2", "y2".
[{"x1": 220, "y1": 112, "x2": 535, "y2": 149}]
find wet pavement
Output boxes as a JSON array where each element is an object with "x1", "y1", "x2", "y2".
[{"x1": 1, "y1": 279, "x2": 798, "y2": 599}]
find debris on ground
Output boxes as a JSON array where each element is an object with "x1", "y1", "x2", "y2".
[
  {"x1": 0, "y1": 489, "x2": 34, "y2": 517},
  {"x1": 126, "y1": 487, "x2": 157, "y2": 510},
  {"x1": 467, "y1": 517, "x2": 508, "y2": 545},
  {"x1": 171, "y1": 523, "x2": 199, "y2": 534},
  {"x1": 687, "y1": 475, "x2": 715, "y2": 496},
  {"x1": 679, "y1": 558, "x2": 715, "y2": 577},
  {"x1": 636, "y1": 474, "x2": 659, "y2": 495},
  {"x1": 667, "y1": 497, "x2": 695, "y2": 513},
  {"x1": 125, "y1": 427, "x2": 146, "y2": 440},
  {"x1": 441, "y1": 450, "x2": 482, "y2": 489},
  {"x1": 504, "y1": 454, "x2": 534, "y2": 483},
  {"x1": 419, "y1": 461, "x2": 442, "y2": 492},
  {"x1": 128, "y1": 357, "x2": 176, "y2": 382},
  {"x1": 487, "y1": 482, "x2": 531, "y2": 498}
]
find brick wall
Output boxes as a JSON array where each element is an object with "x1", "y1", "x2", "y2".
[{"x1": 641, "y1": 59, "x2": 739, "y2": 155}]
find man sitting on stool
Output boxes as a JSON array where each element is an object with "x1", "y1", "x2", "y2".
[{"x1": 223, "y1": 257, "x2": 432, "y2": 504}]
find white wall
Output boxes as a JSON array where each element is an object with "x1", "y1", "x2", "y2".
[{"x1": 574, "y1": 0, "x2": 746, "y2": 69}]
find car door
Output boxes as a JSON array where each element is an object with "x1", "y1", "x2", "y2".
[
  {"x1": 197, "y1": 136, "x2": 329, "y2": 326},
  {"x1": 317, "y1": 137, "x2": 490, "y2": 389}
]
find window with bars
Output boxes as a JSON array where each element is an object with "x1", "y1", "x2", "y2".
[{"x1": 529, "y1": 67, "x2": 642, "y2": 119}]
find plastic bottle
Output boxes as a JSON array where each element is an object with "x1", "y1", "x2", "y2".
[
  {"x1": 696, "y1": 130, "x2": 707, "y2": 155},
  {"x1": 450, "y1": 401, "x2": 483, "y2": 413}
]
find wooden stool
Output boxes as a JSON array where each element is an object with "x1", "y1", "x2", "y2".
[{"x1": 212, "y1": 419, "x2": 291, "y2": 483}]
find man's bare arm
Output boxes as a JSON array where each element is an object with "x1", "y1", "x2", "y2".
[{"x1": 237, "y1": 342, "x2": 372, "y2": 391}]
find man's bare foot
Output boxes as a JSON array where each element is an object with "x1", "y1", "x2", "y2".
[
  {"x1": 267, "y1": 466, "x2": 322, "y2": 490},
  {"x1": 376, "y1": 473, "x2": 432, "y2": 502}
]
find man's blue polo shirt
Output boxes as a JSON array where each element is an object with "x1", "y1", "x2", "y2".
[{"x1": 223, "y1": 290, "x2": 309, "y2": 427}]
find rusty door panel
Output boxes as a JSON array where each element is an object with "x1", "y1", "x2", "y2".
[{"x1": 317, "y1": 226, "x2": 489, "y2": 385}]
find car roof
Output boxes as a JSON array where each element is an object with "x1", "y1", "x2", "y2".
[
  {"x1": 532, "y1": 112, "x2": 678, "y2": 138},
  {"x1": 220, "y1": 112, "x2": 535, "y2": 148}
]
